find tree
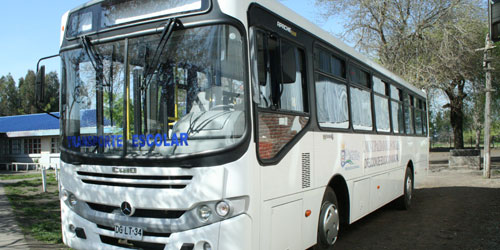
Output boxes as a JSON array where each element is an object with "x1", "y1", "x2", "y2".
[
  {"x1": 0, "y1": 74, "x2": 20, "y2": 116},
  {"x1": 315, "y1": 0, "x2": 488, "y2": 149},
  {"x1": 41, "y1": 71, "x2": 60, "y2": 113},
  {"x1": 18, "y1": 70, "x2": 38, "y2": 114}
]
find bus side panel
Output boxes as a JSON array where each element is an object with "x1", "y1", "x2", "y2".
[
  {"x1": 414, "y1": 137, "x2": 430, "y2": 186},
  {"x1": 350, "y1": 178, "x2": 371, "y2": 222},
  {"x1": 259, "y1": 188, "x2": 324, "y2": 250}
]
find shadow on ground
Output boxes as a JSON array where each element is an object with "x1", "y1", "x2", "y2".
[{"x1": 335, "y1": 187, "x2": 500, "y2": 250}]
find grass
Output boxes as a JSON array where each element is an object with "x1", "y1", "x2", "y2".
[
  {"x1": 0, "y1": 173, "x2": 43, "y2": 180},
  {"x1": 3, "y1": 173, "x2": 64, "y2": 244}
]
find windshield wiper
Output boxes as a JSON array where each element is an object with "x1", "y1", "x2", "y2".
[
  {"x1": 142, "y1": 18, "x2": 180, "y2": 90},
  {"x1": 79, "y1": 36, "x2": 108, "y2": 153},
  {"x1": 79, "y1": 36, "x2": 105, "y2": 84}
]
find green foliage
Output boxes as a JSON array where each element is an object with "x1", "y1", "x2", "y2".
[
  {"x1": 0, "y1": 74, "x2": 20, "y2": 116},
  {"x1": 0, "y1": 70, "x2": 59, "y2": 116},
  {"x1": 0, "y1": 173, "x2": 41, "y2": 180}
]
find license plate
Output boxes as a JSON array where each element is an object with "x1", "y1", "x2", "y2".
[{"x1": 114, "y1": 225, "x2": 143, "y2": 240}]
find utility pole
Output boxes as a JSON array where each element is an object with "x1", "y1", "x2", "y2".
[{"x1": 482, "y1": 35, "x2": 494, "y2": 178}]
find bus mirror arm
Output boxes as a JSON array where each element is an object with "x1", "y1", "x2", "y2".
[
  {"x1": 35, "y1": 54, "x2": 60, "y2": 119},
  {"x1": 35, "y1": 65, "x2": 45, "y2": 103}
]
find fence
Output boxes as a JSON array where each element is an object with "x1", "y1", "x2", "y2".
[{"x1": 0, "y1": 162, "x2": 59, "y2": 172}]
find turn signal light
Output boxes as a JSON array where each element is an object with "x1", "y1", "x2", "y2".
[{"x1": 305, "y1": 210, "x2": 311, "y2": 217}]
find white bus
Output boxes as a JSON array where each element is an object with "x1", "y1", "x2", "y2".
[{"x1": 38, "y1": 0, "x2": 429, "y2": 249}]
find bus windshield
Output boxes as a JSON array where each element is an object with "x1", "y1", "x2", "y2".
[{"x1": 61, "y1": 24, "x2": 247, "y2": 158}]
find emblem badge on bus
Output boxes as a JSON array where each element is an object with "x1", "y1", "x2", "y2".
[
  {"x1": 120, "y1": 202, "x2": 135, "y2": 216},
  {"x1": 112, "y1": 167, "x2": 137, "y2": 174}
]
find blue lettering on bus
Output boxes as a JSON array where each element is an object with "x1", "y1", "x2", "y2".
[{"x1": 66, "y1": 133, "x2": 189, "y2": 148}]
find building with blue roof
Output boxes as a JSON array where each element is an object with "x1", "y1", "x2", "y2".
[{"x1": 0, "y1": 110, "x2": 101, "y2": 169}]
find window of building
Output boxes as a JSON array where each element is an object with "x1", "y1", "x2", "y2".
[
  {"x1": 51, "y1": 137, "x2": 60, "y2": 153},
  {"x1": 0, "y1": 139, "x2": 8, "y2": 155},
  {"x1": 24, "y1": 138, "x2": 41, "y2": 154},
  {"x1": 373, "y1": 76, "x2": 390, "y2": 132},
  {"x1": 11, "y1": 139, "x2": 22, "y2": 154}
]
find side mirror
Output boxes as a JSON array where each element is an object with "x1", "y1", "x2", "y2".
[
  {"x1": 35, "y1": 65, "x2": 45, "y2": 103},
  {"x1": 280, "y1": 41, "x2": 297, "y2": 84}
]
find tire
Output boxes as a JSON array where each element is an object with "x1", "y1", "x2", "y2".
[
  {"x1": 312, "y1": 187, "x2": 340, "y2": 250},
  {"x1": 398, "y1": 166, "x2": 414, "y2": 210}
]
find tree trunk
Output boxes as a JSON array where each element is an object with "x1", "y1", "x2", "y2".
[
  {"x1": 450, "y1": 105, "x2": 464, "y2": 149},
  {"x1": 475, "y1": 129, "x2": 481, "y2": 149},
  {"x1": 444, "y1": 80, "x2": 466, "y2": 149}
]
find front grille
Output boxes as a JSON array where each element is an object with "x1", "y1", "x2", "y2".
[
  {"x1": 77, "y1": 171, "x2": 192, "y2": 189},
  {"x1": 99, "y1": 235, "x2": 166, "y2": 250},
  {"x1": 97, "y1": 224, "x2": 171, "y2": 237},
  {"x1": 87, "y1": 202, "x2": 185, "y2": 219}
]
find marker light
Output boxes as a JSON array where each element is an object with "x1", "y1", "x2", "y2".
[
  {"x1": 305, "y1": 210, "x2": 312, "y2": 217},
  {"x1": 215, "y1": 201, "x2": 230, "y2": 217},
  {"x1": 198, "y1": 205, "x2": 212, "y2": 221}
]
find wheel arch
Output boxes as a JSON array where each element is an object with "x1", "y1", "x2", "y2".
[{"x1": 327, "y1": 174, "x2": 350, "y2": 225}]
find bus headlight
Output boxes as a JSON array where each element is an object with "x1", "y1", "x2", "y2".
[
  {"x1": 61, "y1": 189, "x2": 79, "y2": 209},
  {"x1": 215, "y1": 201, "x2": 230, "y2": 217},
  {"x1": 193, "y1": 196, "x2": 247, "y2": 226},
  {"x1": 68, "y1": 194, "x2": 78, "y2": 207},
  {"x1": 61, "y1": 189, "x2": 70, "y2": 201},
  {"x1": 198, "y1": 205, "x2": 212, "y2": 221}
]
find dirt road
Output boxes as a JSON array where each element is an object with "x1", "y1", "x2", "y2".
[{"x1": 334, "y1": 169, "x2": 500, "y2": 250}]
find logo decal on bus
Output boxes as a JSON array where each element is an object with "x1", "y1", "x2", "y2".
[
  {"x1": 340, "y1": 143, "x2": 360, "y2": 170},
  {"x1": 277, "y1": 21, "x2": 297, "y2": 37},
  {"x1": 112, "y1": 167, "x2": 137, "y2": 174}
]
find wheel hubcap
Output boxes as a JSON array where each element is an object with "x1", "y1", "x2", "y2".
[{"x1": 322, "y1": 203, "x2": 339, "y2": 245}]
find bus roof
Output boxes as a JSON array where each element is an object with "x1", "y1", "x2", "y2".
[{"x1": 66, "y1": 0, "x2": 425, "y2": 98}]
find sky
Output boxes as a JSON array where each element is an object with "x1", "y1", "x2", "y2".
[{"x1": 0, "y1": 0, "x2": 343, "y2": 83}]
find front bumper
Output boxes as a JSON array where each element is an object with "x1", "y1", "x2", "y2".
[{"x1": 61, "y1": 200, "x2": 252, "y2": 250}]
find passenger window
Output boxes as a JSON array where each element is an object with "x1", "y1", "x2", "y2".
[
  {"x1": 415, "y1": 99, "x2": 424, "y2": 135},
  {"x1": 315, "y1": 48, "x2": 345, "y2": 78},
  {"x1": 256, "y1": 33, "x2": 307, "y2": 113},
  {"x1": 316, "y1": 75, "x2": 349, "y2": 129},
  {"x1": 390, "y1": 85, "x2": 404, "y2": 133},
  {"x1": 349, "y1": 65, "x2": 372, "y2": 131},
  {"x1": 254, "y1": 30, "x2": 309, "y2": 160},
  {"x1": 373, "y1": 76, "x2": 390, "y2": 132},
  {"x1": 404, "y1": 93, "x2": 414, "y2": 134},
  {"x1": 350, "y1": 86, "x2": 372, "y2": 130}
]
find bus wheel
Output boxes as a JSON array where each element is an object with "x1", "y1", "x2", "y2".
[
  {"x1": 398, "y1": 166, "x2": 413, "y2": 210},
  {"x1": 314, "y1": 187, "x2": 339, "y2": 250}
]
